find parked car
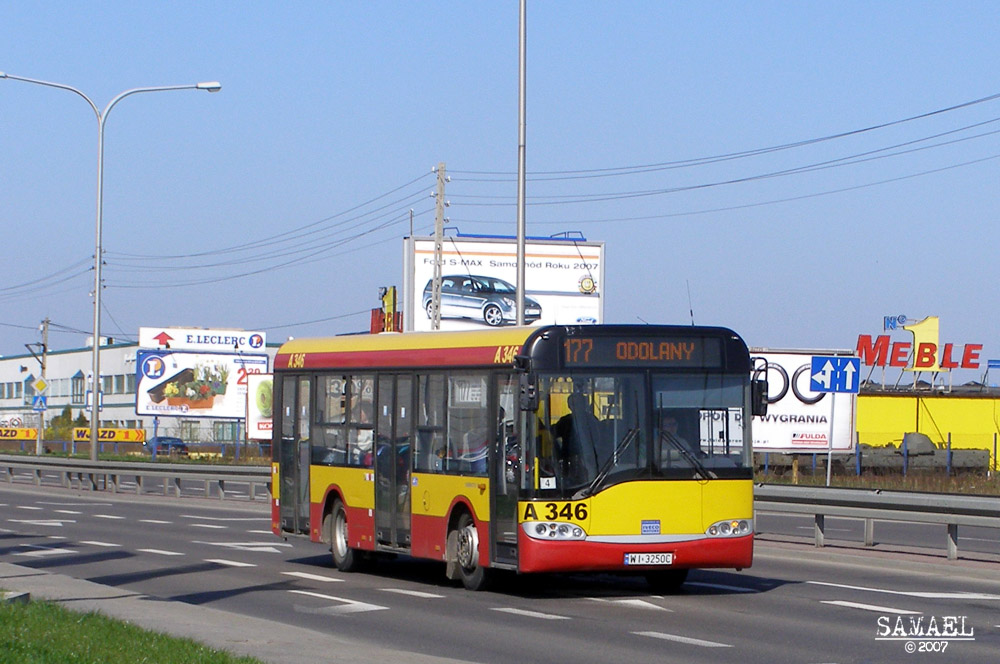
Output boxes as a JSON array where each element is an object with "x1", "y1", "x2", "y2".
[
  {"x1": 144, "y1": 436, "x2": 189, "y2": 457},
  {"x1": 422, "y1": 275, "x2": 542, "y2": 326}
]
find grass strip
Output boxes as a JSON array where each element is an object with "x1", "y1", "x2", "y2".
[{"x1": 0, "y1": 598, "x2": 264, "y2": 664}]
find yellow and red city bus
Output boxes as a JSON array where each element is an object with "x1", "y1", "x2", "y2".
[{"x1": 272, "y1": 324, "x2": 765, "y2": 590}]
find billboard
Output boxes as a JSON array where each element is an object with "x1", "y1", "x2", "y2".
[
  {"x1": 139, "y1": 327, "x2": 266, "y2": 353},
  {"x1": 246, "y1": 373, "x2": 274, "y2": 441},
  {"x1": 751, "y1": 349, "x2": 856, "y2": 453},
  {"x1": 402, "y1": 235, "x2": 604, "y2": 332},
  {"x1": 136, "y1": 350, "x2": 268, "y2": 419}
]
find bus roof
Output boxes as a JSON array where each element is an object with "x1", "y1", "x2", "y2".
[
  {"x1": 274, "y1": 324, "x2": 750, "y2": 373},
  {"x1": 275, "y1": 326, "x2": 538, "y2": 371}
]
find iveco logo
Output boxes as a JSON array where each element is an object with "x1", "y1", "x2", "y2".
[{"x1": 641, "y1": 520, "x2": 660, "y2": 535}]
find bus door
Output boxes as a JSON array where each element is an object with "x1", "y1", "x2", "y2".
[
  {"x1": 375, "y1": 374, "x2": 413, "y2": 548},
  {"x1": 279, "y1": 375, "x2": 311, "y2": 534},
  {"x1": 491, "y1": 374, "x2": 520, "y2": 566}
]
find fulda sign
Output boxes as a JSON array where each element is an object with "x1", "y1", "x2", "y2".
[{"x1": 856, "y1": 316, "x2": 982, "y2": 372}]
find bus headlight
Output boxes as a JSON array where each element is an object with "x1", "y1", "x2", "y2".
[
  {"x1": 523, "y1": 522, "x2": 587, "y2": 541},
  {"x1": 706, "y1": 519, "x2": 752, "y2": 537}
]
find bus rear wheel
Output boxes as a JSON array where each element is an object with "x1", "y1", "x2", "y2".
[
  {"x1": 454, "y1": 512, "x2": 491, "y2": 591},
  {"x1": 645, "y1": 569, "x2": 688, "y2": 593},
  {"x1": 330, "y1": 499, "x2": 363, "y2": 572}
]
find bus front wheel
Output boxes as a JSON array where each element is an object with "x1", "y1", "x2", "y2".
[
  {"x1": 330, "y1": 499, "x2": 363, "y2": 572},
  {"x1": 453, "y1": 512, "x2": 491, "y2": 591}
]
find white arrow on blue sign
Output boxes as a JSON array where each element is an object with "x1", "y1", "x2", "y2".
[{"x1": 810, "y1": 356, "x2": 861, "y2": 394}]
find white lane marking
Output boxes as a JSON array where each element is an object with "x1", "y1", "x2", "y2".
[
  {"x1": 193, "y1": 540, "x2": 292, "y2": 553},
  {"x1": 93, "y1": 514, "x2": 125, "y2": 520},
  {"x1": 686, "y1": 581, "x2": 756, "y2": 593},
  {"x1": 138, "y1": 548, "x2": 184, "y2": 556},
  {"x1": 246, "y1": 529, "x2": 273, "y2": 534},
  {"x1": 821, "y1": 600, "x2": 920, "y2": 615},
  {"x1": 808, "y1": 581, "x2": 1000, "y2": 601},
  {"x1": 588, "y1": 597, "x2": 671, "y2": 611},
  {"x1": 54, "y1": 510, "x2": 82, "y2": 515},
  {"x1": 633, "y1": 631, "x2": 732, "y2": 648},
  {"x1": 46, "y1": 535, "x2": 67, "y2": 540},
  {"x1": 38, "y1": 502, "x2": 112, "y2": 507},
  {"x1": 491, "y1": 607, "x2": 570, "y2": 620},
  {"x1": 288, "y1": 590, "x2": 389, "y2": 614},
  {"x1": 206, "y1": 559, "x2": 256, "y2": 568},
  {"x1": 282, "y1": 571, "x2": 344, "y2": 583},
  {"x1": 15, "y1": 544, "x2": 77, "y2": 558},
  {"x1": 181, "y1": 515, "x2": 267, "y2": 522},
  {"x1": 80, "y1": 540, "x2": 121, "y2": 548},
  {"x1": 7, "y1": 519, "x2": 72, "y2": 527},
  {"x1": 191, "y1": 524, "x2": 228, "y2": 529},
  {"x1": 380, "y1": 588, "x2": 445, "y2": 599},
  {"x1": 140, "y1": 519, "x2": 172, "y2": 524},
  {"x1": 17, "y1": 506, "x2": 44, "y2": 510}
]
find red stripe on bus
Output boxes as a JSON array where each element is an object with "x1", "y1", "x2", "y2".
[{"x1": 277, "y1": 345, "x2": 501, "y2": 370}]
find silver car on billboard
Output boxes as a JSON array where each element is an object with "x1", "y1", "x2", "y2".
[{"x1": 422, "y1": 275, "x2": 542, "y2": 326}]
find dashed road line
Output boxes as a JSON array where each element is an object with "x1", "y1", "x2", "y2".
[
  {"x1": 140, "y1": 519, "x2": 172, "y2": 524},
  {"x1": 15, "y1": 544, "x2": 77, "y2": 558},
  {"x1": 191, "y1": 524, "x2": 228, "y2": 529},
  {"x1": 289, "y1": 590, "x2": 389, "y2": 615},
  {"x1": 282, "y1": 571, "x2": 344, "y2": 583},
  {"x1": 588, "y1": 597, "x2": 671, "y2": 611},
  {"x1": 53, "y1": 510, "x2": 81, "y2": 515},
  {"x1": 138, "y1": 548, "x2": 184, "y2": 556},
  {"x1": 821, "y1": 600, "x2": 920, "y2": 614},
  {"x1": 808, "y1": 581, "x2": 1000, "y2": 601},
  {"x1": 93, "y1": 514, "x2": 125, "y2": 520},
  {"x1": 206, "y1": 559, "x2": 256, "y2": 568},
  {"x1": 379, "y1": 588, "x2": 445, "y2": 599},
  {"x1": 80, "y1": 540, "x2": 121, "y2": 547},
  {"x1": 633, "y1": 631, "x2": 732, "y2": 648},
  {"x1": 7, "y1": 519, "x2": 73, "y2": 527},
  {"x1": 492, "y1": 607, "x2": 570, "y2": 620}
]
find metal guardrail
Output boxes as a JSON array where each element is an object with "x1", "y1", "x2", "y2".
[
  {"x1": 755, "y1": 484, "x2": 1000, "y2": 560},
  {"x1": 0, "y1": 454, "x2": 270, "y2": 501},
  {"x1": 1, "y1": 454, "x2": 994, "y2": 559}
]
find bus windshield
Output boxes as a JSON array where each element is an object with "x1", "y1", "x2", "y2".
[{"x1": 531, "y1": 372, "x2": 750, "y2": 498}]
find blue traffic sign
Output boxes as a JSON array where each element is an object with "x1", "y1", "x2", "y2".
[
  {"x1": 810, "y1": 356, "x2": 861, "y2": 394},
  {"x1": 31, "y1": 395, "x2": 47, "y2": 412}
]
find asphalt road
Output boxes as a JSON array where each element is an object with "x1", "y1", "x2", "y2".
[{"x1": 1, "y1": 482, "x2": 998, "y2": 664}]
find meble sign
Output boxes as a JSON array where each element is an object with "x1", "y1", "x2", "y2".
[{"x1": 856, "y1": 316, "x2": 982, "y2": 372}]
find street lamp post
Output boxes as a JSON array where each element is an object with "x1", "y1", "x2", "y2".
[{"x1": 0, "y1": 72, "x2": 221, "y2": 461}]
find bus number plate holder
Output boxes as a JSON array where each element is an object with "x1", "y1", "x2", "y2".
[{"x1": 624, "y1": 553, "x2": 673, "y2": 566}]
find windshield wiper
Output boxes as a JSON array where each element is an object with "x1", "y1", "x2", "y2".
[
  {"x1": 573, "y1": 427, "x2": 639, "y2": 500},
  {"x1": 660, "y1": 431, "x2": 716, "y2": 480}
]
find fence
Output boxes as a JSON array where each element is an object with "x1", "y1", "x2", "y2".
[
  {"x1": 755, "y1": 483, "x2": 999, "y2": 560},
  {"x1": 0, "y1": 453, "x2": 270, "y2": 501}
]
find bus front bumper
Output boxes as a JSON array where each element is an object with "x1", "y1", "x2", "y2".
[{"x1": 517, "y1": 533, "x2": 753, "y2": 573}]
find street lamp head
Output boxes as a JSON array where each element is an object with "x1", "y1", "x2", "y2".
[{"x1": 196, "y1": 81, "x2": 222, "y2": 93}]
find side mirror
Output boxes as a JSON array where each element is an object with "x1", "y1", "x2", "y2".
[
  {"x1": 752, "y1": 379, "x2": 768, "y2": 416},
  {"x1": 519, "y1": 372, "x2": 538, "y2": 411}
]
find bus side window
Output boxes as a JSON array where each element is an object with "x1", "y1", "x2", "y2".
[{"x1": 415, "y1": 374, "x2": 446, "y2": 472}]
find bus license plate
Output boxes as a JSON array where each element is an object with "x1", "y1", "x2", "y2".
[{"x1": 625, "y1": 553, "x2": 673, "y2": 566}]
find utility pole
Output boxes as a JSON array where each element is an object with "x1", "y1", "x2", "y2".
[
  {"x1": 515, "y1": 0, "x2": 527, "y2": 325},
  {"x1": 31, "y1": 318, "x2": 49, "y2": 455},
  {"x1": 430, "y1": 162, "x2": 448, "y2": 330}
]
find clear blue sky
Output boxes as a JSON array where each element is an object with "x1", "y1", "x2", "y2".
[{"x1": 3, "y1": 2, "x2": 998, "y2": 379}]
